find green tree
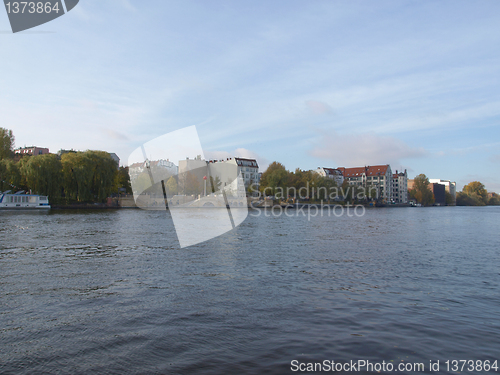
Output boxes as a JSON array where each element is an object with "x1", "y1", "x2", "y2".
[
  {"x1": 289, "y1": 169, "x2": 317, "y2": 197},
  {"x1": 165, "y1": 175, "x2": 178, "y2": 196},
  {"x1": 445, "y1": 191, "x2": 454, "y2": 205},
  {"x1": 113, "y1": 166, "x2": 132, "y2": 194},
  {"x1": 0, "y1": 160, "x2": 7, "y2": 191},
  {"x1": 488, "y1": 193, "x2": 500, "y2": 206},
  {"x1": 61, "y1": 152, "x2": 91, "y2": 202},
  {"x1": 456, "y1": 191, "x2": 485, "y2": 206},
  {"x1": 456, "y1": 191, "x2": 480, "y2": 206},
  {"x1": 313, "y1": 174, "x2": 337, "y2": 202},
  {"x1": 410, "y1": 174, "x2": 435, "y2": 206},
  {"x1": 0, "y1": 159, "x2": 21, "y2": 191},
  {"x1": 462, "y1": 181, "x2": 488, "y2": 205},
  {"x1": 61, "y1": 151, "x2": 117, "y2": 203},
  {"x1": 87, "y1": 151, "x2": 117, "y2": 201},
  {"x1": 0, "y1": 128, "x2": 15, "y2": 160},
  {"x1": 286, "y1": 168, "x2": 302, "y2": 194},
  {"x1": 259, "y1": 161, "x2": 288, "y2": 198},
  {"x1": 19, "y1": 154, "x2": 62, "y2": 199},
  {"x1": 340, "y1": 180, "x2": 352, "y2": 202}
]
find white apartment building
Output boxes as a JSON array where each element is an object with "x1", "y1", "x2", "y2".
[
  {"x1": 219, "y1": 157, "x2": 260, "y2": 188},
  {"x1": 392, "y1": 170, "x2": 408, "y2": 204},
  {"x1": 129, "y1": 158, "x2": 178, "y2": 181},
  {"x1": 313, "y1": 167, "x2": 344, "y2": 186},
  {"x1": 179, "y1": 156, "x2": 260, "y2": 196}
]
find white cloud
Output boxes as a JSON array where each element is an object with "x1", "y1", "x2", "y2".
[
  {"x1": 115, "y1": 0, "x2": 136, "y2": 11},
  {"x1": 309, "y1": 130, "x2": 427, "y2": 167},
  {"x1": 489, "y1": 154, "x2": 500, "y2": 164},
  {"x1": 434, "y1": 142, "x2": 500, "y2": 157},
  {"x1": 374, "y1": 100, "x2": 500, "y2": 134},
  {"x1": 104, "y1": 129, "x2": 129, "y2": 141},
  {"x1": 305, "y1": 100, "x2": 332, "y2": 115}
]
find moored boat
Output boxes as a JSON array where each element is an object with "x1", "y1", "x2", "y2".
[{"x1": 0, "y1": 190, "x2": 51, "y2": 210}]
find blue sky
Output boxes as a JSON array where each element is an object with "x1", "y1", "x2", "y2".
[{"x1": 1, "y1": 1, "x2": 500, "y2": 191}]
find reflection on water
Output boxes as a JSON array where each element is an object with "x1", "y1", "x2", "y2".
[{"x1": 0, "y1": 207, "x2": 499, "y2": 374}]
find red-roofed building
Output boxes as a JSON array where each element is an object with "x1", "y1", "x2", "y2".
[{"x1": 338, "y1": 165, "x2": 393, "y2": 202}]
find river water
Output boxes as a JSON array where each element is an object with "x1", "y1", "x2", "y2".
[{"x1": 1, "y1": 207, "x2": 499, "y2": 374}]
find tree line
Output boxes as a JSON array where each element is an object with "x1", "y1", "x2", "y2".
[
  {"x1": 457, "y1": 181, "x2": 499, "y2": 206},
  {"x1": 409, "y1": 174, "x2": 499, "y2": 206},
  {"x1": 258, "y1": 161, "x2": 380, "y2": 203},
  {"x1": 258, "y1": 162, "x2": 337, "y2": 201},
  {"x1": 0, "y1": 128, "x2": 131, "y2": 204},
  {"x1": 3, "y1": 126, "x2": 498, "y2": 206}
]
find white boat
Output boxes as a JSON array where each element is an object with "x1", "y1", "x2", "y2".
[{"x1": 0, "y1": 190, "x2": 51, "y2": 210}]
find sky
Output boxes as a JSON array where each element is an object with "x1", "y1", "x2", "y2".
[{"x1": 1, "y1": 0, "x2": 500, "y2": 191}]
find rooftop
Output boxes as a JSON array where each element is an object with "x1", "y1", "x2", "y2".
[{"x1": 338, "y1": 165, "x2": 389, "y2": 177}]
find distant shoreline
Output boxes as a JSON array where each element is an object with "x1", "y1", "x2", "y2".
[
  {"x1": 48, "y1": 202, "x2": 461, "y2": 210},
  {"x1": 51, "y1": 204, "x2": 138, "y2": 210}
]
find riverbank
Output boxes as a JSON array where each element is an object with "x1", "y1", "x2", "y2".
[
  {"x1": 50, "y1": 202, "x2": 446, "y2": 210},
  {"x1": 50, "y1": 196, "x2": 452, "y2": 210},
  {"x1": 51, "y1": 204, "x2": 138, "y2": 210}
]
